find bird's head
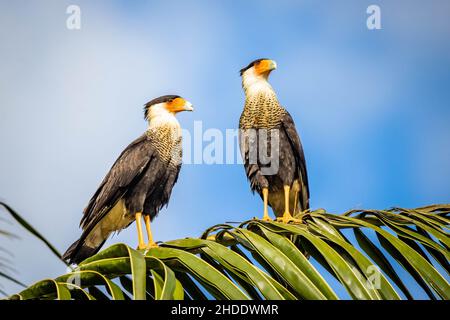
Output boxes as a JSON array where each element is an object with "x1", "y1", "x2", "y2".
[
  {"x1": 144, "y1": 95, "x2": 193, "y2": 122},
  {"x1": 240, "y1": 58, "x2": 277, "y2": 78},
  {"x1": 240, "y1": 59, "x2": 277, "y2": 94}
]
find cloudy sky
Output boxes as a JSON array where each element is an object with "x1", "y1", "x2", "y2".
[{"x1": 1, "y1": 0, "x2": 449, "y2": 298}]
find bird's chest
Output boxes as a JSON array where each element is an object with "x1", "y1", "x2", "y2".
[
  {"x1": 240, "y1": 95, "x2": 286, "y2": 129},
  {"x1": 147, "y1": 126, "x2": 182, "y2": 167}
]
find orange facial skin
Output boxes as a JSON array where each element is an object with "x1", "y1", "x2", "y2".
[
  {"x1": 255, "y1": 59, "x2": 276, "y2": 75},
  {"x1": 166, "y1": 97, "x2": 187, "y2": 113}
]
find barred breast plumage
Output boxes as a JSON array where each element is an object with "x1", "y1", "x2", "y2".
[
  {"x1": 239, "y1": 92, "x2": 287, "y2": 130},
  {"x1": 146, "y1": 123, "x2": 182, "y2": 168}
]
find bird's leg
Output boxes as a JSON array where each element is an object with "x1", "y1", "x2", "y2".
[
  {"x1": 292, "y1": 190, "x2": 305, "y2": 223},
  {"x1": 135, "y1": 212, "x2": 146, "y2": 250},
  {"x1": 292, "y1": 190, "x2": 308, "y2": 223},
  {"x1": 261, "y1": 188, "x2": 272, "y2": 221},
  {"x1": 277, "y1": 185, "x2": 301, "y2": 224},
  {"x1": 283, "y1": 185, "x2": 291, "y2": 220},
  {"x1": 144, "y1": 214, "x2": 158, "y2": 248},
  {"x1": 293, "y1": 190, "x2": 299, "y2": 216}
]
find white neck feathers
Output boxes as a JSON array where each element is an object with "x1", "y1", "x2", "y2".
[
  {"x1": 147, "y1": 104, "x2": 181, "y2": 133},
  {"x1": 242, "y1": 71, "x2": 275, "y2": 98}
]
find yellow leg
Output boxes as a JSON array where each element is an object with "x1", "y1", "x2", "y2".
[
  {"x1": 284, "y1": 185, "x2": 290, "y2": 217},
  {"x1": 144, "y1": 215, "x2": 158, "y2": 248},
  {"x1": 135, "y1": 212, "x2": 146, "y2": 250},
  {"x1": 277, "y1": 185, "x2": 301, "y2": 224},
  {"x1": 293, "y1": 190, "x2": 299, "y2": 215},
  {"x1": 261, "y1": 188, "x2": 272, "y2": 221}
]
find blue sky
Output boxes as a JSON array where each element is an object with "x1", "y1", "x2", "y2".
[{"x1": 0, "y1": 0, "x2": 449, "y2": 298}]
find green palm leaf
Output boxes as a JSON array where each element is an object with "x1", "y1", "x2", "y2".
[{"x1": 5, "y1": 203, "x2": 450, "y2": 300}]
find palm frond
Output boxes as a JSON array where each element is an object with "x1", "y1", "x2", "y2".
[
  {"x1": 0, "y1": 202, "x2": 65, "y2": 265},
  {"x1": 0, "y1": 202, "x2": 68, "y2": 295},
  {"x1": 9, "y1": 204, "x2": 450, "y2": 300}
]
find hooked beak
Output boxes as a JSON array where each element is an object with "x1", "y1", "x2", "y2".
[
  {"x1": 184, "y1": 101, "x2": 194, "y2": 112},
  {"x1": 267, "y1": 60, "x2": 277, "y2": 71},
  {"x1": 256, "y1": 59, "x2": 277, "y2": 75}
]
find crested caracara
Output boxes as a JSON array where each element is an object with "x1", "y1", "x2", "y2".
[
  {"x1": 63, "y1": 95, "x2": 193, "y2": 264},
  {"x1": 239, "y1": 59, "x2": 309, "y2": 223}
]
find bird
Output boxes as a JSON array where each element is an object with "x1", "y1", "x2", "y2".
[
  {"x1": 239, "y1": 58, "x2": 309, "y2": 223},
  {"x1": 63, "y1": 95, "x2": 193, "y2": 264}
]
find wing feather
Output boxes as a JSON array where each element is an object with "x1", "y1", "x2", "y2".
[
  {"x1": 239, "y1": 129, "x2": 268, "y2": 194},
  {"x1": 281, "y1": 112, "x2": 310, "y2": 210},
  {"x1": 80, "y1": 134, "x2": 155, "y2": 230}
]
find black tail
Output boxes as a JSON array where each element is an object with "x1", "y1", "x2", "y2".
[{"x1": 62, "y1": 238, "x2": 104, "y2": 265}]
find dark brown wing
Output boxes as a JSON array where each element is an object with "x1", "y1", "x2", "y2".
[
  {"x1": 239, "y1": 127, "x2": 269, "y2": 194},
  {"x1": 144, "y1": 162, "x2": 182, "y2": 219},
  {"x1": 80, "y1": 133, "x2": 155, "y2": 230},
  {"x1": 281, "y1": 112, "x2": 310, "y2": 210}
]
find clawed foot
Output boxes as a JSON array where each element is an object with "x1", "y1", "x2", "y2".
[
  {"x1": 137, "y1": 242, "x2": 158, "y2": 252},
  {"x1": 146, "y1": 242, "x2": 158, "y2": 250},
  {"x1": 276, "y1": 212, "x2": 302, "y2": 224}
]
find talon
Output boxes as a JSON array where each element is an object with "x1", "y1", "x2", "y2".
[
  {"x1": 144, "y1": 215, "x2": 159, "y2": 250},
  {"x1": 295, "y1": 212, "x2": 308, "y2": 224},
  {"x1": 277, "y1": 212, "x2": 301, "y2": 224},
  {"x1": 276, "y1": 185, "x2": 302, "y2": 224},
  {"x1": 261, "y1": 215, "x2": 272, "y2": 222},
  {"x1": 146, "y1": 242, "x2": 158, "y2": 250}
]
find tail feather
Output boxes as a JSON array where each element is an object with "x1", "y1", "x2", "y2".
[
  {"x1": 64, "y1": 204, "x2": 127, "y2": 264},
  {"x1": 62, "y1": 238, "x2": 105, "y2": 265}
]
